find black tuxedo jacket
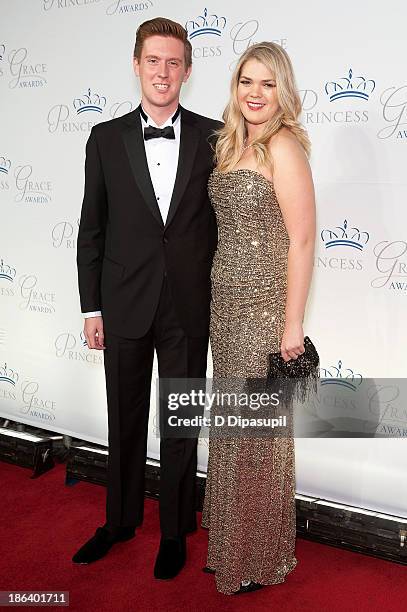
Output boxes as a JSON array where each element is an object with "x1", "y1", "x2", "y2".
[{"x1": 77, "y1": 106, "x2": 222, "y2": 338}]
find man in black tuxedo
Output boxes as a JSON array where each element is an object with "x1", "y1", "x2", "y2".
[{"x1": 73, "y1": 17, "x2": 220, "y2": 578}]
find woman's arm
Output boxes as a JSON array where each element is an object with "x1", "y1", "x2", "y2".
[{"x1": 269, "y1": 128, "x2": 316, "y2": 362}]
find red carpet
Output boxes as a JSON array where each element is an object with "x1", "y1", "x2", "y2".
[{"x1": 0, "y1": 460, "x2": 405, "y2": 612}]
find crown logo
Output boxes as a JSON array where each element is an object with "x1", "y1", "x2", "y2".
[
  {"x1": 0, "y1": 44, "x2": 5, "y2": 61},
  {"x1": 73, "y1": 88, "x2": 107, "y2": 114},
  {"x1": 321, "y1": 219, "x2": 369, "y2": 251},
  {"x1": 320, "y1": 360, "x2": 363, "y2": 391},
  {"x1": 0, "y1": 156, "x2": 11, "y2": 174},
  {"x1": 0, "y1": 258, "x2": 16, "y2": 281},
  {"x1": 0, "y1": 362, "x2": 19, "y2": 386},
  {"x1": 185, "y1": 8, "x2": 227, "y2": 39},
  {"x1": 325, "y1": 68, "x2": 375, "y2": 102}
]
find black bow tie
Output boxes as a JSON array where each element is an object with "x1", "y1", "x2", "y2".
[{"x1": 143, "y1": 125, "x2": 175, "y2": 141}]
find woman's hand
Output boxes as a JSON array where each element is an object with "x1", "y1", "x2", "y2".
[{"x1": 280, "y1": 322, "x2": 304, "y2": 362}]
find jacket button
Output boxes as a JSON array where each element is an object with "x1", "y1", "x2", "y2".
[{"x1": 163, "y1": 236, "x2": 168, "y2": 244}]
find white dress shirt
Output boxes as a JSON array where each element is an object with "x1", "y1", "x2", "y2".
[
  {"x1": 83, "y1": 105, "x2": 181, "y2": 319},
  {"x1": 141, "y1": 106, "x2": 181, "y2": 223}
]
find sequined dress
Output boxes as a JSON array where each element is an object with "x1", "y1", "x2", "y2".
[{"x1": 201, "y1": 168, "x2": 297, "y2": 595}]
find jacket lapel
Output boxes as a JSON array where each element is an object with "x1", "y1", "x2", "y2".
[
  {"x1": 122, "y1": 109, "x2": 164, "y2": 227},
  {"x1": 165, "y1": 108, "x2": 200, "y2": 229}
]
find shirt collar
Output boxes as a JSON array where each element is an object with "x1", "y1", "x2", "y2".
[{"x1": 139, "y1": 104, "x2": 181, "y2": 128}]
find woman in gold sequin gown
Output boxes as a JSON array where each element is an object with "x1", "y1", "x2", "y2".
[{"x1": 201, "y1": 43, "x2": 316, "y2": 595}]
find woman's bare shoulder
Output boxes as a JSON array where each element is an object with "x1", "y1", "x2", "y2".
[{"x1": 268, "y1": 127, "x2": 306, "y2": 161}]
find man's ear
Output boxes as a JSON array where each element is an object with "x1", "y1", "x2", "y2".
[
  {"x1": 183, "y1": 65, "x2": 192, "y2": 83},
  {"x1": 133, "y1": 57, "x2": 140, "y2": 76}
]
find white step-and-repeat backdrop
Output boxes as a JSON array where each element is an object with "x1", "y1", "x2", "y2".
[{"x1": 1, "y1": 0, "x2": 406, "y2": 517}]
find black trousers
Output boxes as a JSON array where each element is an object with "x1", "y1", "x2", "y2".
[{"x1": 103, "y1": 277, "x2": 208, "y2": 538}]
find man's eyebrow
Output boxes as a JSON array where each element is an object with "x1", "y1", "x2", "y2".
[{"x1": 145, "y1": 54, "x2": 182, "y2": 61}]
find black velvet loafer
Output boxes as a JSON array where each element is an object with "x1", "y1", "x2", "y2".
[
  {"x1": 153, "y1": 536, "x2": 186, "y2": 579},
  {"x1": 72, "y1": 525, "x2": 135, "y2": 564}
]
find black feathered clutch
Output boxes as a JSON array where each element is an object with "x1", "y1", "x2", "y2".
[{"x1": 266, "y1": 336, "x2": 319, "y2": 403}]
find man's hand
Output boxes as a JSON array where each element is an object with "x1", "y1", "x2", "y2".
[{"x1": 84, "y1": 316, "x2": 105, "y2": 350}]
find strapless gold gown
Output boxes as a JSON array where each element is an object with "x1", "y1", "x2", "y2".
[{"x1": 202, "y1": 169, "x2": 297, "y2": 595}]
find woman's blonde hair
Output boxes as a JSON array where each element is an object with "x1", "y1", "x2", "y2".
[{"x1": 215, "y1": 42, "x2": 310, "y2": 172}]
